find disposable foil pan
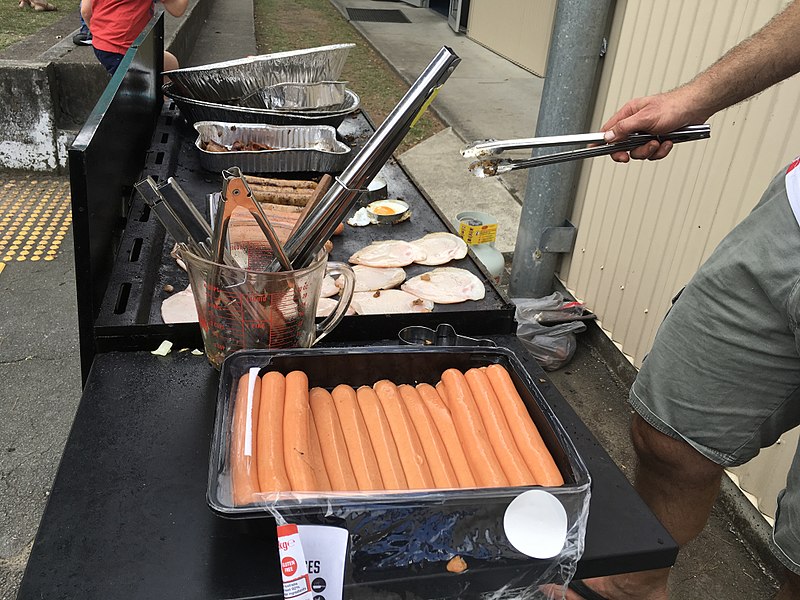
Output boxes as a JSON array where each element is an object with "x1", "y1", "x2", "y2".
[
  {"x1": 193, "y1": 121, "x2": 352, "y2": 174},
  {"x1": 165, "y1": 84, "x2": 360, "y2": 127},
  {"x1": 237, "y1": 81, "x2": 348, "y2": 111},
  {"x1": 164, "y1": 43, "x2": 355, "y2": 103}
]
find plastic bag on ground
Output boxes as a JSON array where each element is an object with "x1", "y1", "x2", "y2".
[{"x1": 512, "y1": 295, "x2": 587, "y2": 371}]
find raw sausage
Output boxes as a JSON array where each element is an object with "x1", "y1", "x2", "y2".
[
  {"x1": 440, "y1": 369, "x2": 509, "y2": 488},
  {"x1": 310, "y1": 387, "x2": 358, "y2": 491},
  {"x1": 257, "y1": 371, "x2": 291, "y2": 493},
  {"x1": 283, "y1": 370, "x2": 319, "y2": 491},
  {"x1": 308, "y1": 410, "x2": 332, "y2": 492},
  {"x1": 398, "y1": 384, "x2": 458, "y2": 489},
  {"x1": 485, "y1": 364, "x2": 564, "y2": 486},
  {"x1": 231, "y1": 369, "x2": 262, "y2": 506},
  {"x1": 435, "y1": 381, "x2": 449, "y2": 407},
  {"x1": 465, "y1": 368, "x2": 536, "y2": 486},
  {"x1": 331, "y1": 385, "x2": 383, "y2": 491},
  {"x1": 416, "y1": 383, "x2": 477, "y2": 488},
  {"x1": 374, "y1": 380, "x2": 435, "y2": 490},
  {"x1": 356, "y1": 385, "x2": 408, "y2": 490}
]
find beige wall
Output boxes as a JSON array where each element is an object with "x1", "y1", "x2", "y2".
[
  {"x1": 560, "y1": 0, "x2": 799, "y2": 519},
  {"x1": 562, "y1": 0, "x2": 799, "y2": 365},
  {"x1": 467, "y1": 0, "x2": 556, "y2": 76}
]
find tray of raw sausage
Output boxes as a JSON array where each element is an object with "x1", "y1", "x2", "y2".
[{"x1": 207, "y1": 346, "x2": 589, "y2": 517}]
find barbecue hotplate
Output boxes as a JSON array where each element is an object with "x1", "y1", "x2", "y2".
[{"x1": 93, "y1": 102, "x2": 516, "y2": 354}]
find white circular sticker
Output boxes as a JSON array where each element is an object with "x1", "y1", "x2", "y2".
[{"x1": 503, "y1": 490, "x2": 568, "y2": 559}]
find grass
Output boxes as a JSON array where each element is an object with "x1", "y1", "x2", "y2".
[
  {"x1": 0, "y1": 0, "x2": 79, "y2": 52},
  {"x1": 253, "y1": 0, "x2": 444, "y2": 154}
]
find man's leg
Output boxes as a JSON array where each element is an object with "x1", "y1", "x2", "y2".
[
  {"x1": 776, "y1": 571, "x2": 800, "y2": 599},
  {"x1": 630, "y1": 414, "x2": 724, "y2": 546},
  {"x1": 565, "y1": 414, "x2": 723, "y2": 600}
]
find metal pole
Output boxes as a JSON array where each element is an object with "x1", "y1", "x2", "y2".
[{"x1": 508, "y1": 0, "x2": 615, "y2": 298}]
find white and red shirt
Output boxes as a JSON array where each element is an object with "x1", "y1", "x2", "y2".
[
  {"x1": 89, "y1": 0, "x2": 154, "y2": 55},
  {"x1": 785, "y1": 157, "x2": 800, "y2": 227}
]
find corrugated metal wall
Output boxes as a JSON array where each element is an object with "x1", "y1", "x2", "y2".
[
  {"x1": 561, "y1": 0, "x2": 799, "y2": 365},
  {"x1": 559, "y1": 0, "x2": 798, "y2": 518}
]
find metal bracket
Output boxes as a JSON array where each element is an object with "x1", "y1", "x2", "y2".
[{"x1": 539, "y1": 220, "x2": 577, "y2": 254}]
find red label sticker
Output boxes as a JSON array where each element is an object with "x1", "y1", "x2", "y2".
[{"x1": 282, "y1": 556, "x2": 298, "y2": 577}]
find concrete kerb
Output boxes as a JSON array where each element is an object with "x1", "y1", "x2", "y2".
[
  {"x1": 0, "y1": 61, "x2": 62, "y2": 172},
  {"x1": 163, "y1": 0, "x2": 212, "y2": 70}
]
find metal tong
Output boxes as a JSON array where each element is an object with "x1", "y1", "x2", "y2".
[
  {"x1": 213, "y1": 167, "x2": 292, "y2": 270},
  {"x1": 462, "y1": 124, "x2": 711, "y2": 177},
  {"x1": 270, "y1": 46, "x2": 462, "y2": 270},
  {"x1": 134, "y1": 176, "x2": 213, "y2": 258}
]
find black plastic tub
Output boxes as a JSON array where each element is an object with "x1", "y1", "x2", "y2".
[{"x1": 207, "y1": 345, "x2": 592, "y2": 585}]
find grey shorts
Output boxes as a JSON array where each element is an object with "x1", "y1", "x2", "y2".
[{"x1": 628, "y1": 165, "x2": 800, "y2": 574}]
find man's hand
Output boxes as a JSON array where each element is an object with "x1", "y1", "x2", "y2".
[
  {"x1": 600, "y1": 88, "x2": 709, "y2": 163},
  {"x1": 161, "y1": 0, "x2": 188, "y2": 18}
]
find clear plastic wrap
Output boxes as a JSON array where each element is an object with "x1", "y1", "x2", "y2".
[{"x1": 208, "y1": 347, "x2": 592, "y2": 599}]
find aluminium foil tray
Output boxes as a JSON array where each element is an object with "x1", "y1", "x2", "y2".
[
  {"x1": 165, "y1": 84, "x2": 361, "y2": 127},
  {"x1": 164, "y1": 43, "x2": 355, "y2": 104},
  {"x1": 194, "y1": 121, "x2": 351, "y2": 174}
]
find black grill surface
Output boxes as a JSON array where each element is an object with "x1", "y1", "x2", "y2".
[{"x1": 347, "y1": 8, "x2": 411, "y2": 23}]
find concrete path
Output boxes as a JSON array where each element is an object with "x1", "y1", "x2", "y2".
[
  {"x1": 331, "y1": 0, "x2": 537, "y2": 254},
  {"x1": 0, "y1": 174, "x2": 81, "y2": 599}
]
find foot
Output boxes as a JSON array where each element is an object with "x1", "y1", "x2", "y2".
[
  {"x1": 32, "y1": 1, "x2": 57, "y2": 10},
  {"x1": 563, "y1": 573, "x2": 669, "y2": 600},
  {"x1": 72, "y1": 30, "x2": 92, "y2": 45}
]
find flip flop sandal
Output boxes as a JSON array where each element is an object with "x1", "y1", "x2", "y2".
[{"x1": 569, "y1": 580, "x2": 612, "y2": 600}]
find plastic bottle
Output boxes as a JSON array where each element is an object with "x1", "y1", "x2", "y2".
[{"x1": 453, "y1": 211, "x2": 505, "y2": 283}]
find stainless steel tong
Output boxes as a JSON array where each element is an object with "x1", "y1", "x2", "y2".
[
  {"x1": 213, "y1": 166, "x2": 292, "y2": 270},
  {"x1": 134, "y1": 176, "x2": 214, "y2": 259},
  {"x1": 462, "y1": 124, "x2": 711, "y2": 177},
  {"x1": 269, "y1": 46, "x2": 461, "y2": 270}
]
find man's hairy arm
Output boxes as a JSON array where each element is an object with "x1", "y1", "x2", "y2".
[{"x1": 604, "y1": 0, "x2": 800, "y2": 161}]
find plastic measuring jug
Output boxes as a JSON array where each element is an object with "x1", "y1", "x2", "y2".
[{"x1": 181, "y1": 248, "x2": 355, "y2": 369}]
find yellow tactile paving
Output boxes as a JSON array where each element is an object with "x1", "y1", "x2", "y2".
[{"x1": 0, "y1": 174, "x2": 72, "y2": 267}]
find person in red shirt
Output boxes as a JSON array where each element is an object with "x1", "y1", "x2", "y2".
[{"x1": 81, "y1": 0, "x2": 188, "y2": 76}]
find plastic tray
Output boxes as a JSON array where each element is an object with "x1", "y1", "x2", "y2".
[
  {"x1": 194, "y1": 121, "x2": 352, "y2": 173},
  {"x1": 207, "y1": 345, "x2": 590, "y2": 518}
]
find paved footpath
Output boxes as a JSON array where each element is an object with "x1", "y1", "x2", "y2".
[{"x1": 0, "y1": 173, "x2": 81, "y2": 599}]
